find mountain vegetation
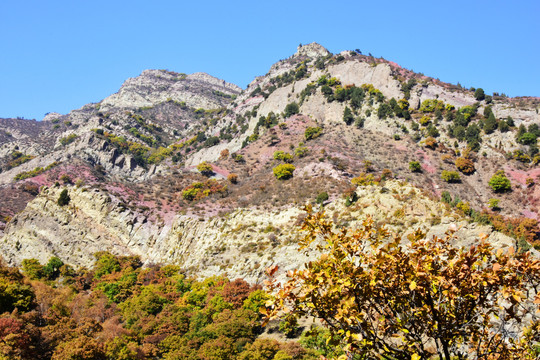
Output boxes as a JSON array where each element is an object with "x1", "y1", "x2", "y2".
[
  {"x1": 266, "y1": 207, "x2": 540, "y2": 359},
  {"x1": 0, "y1": 42, "x2": 539, "y2": 358},
  {"x1": 0, "y1": 254, "x2": 328, "y2": 360}
]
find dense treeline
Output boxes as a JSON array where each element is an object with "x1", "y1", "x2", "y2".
[{"x1": 0, "y1": 253, "x2": 320, "y2": 360}]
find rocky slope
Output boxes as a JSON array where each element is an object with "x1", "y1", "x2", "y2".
[
  {"x1": 0, "y1": 180, "x2": 519, "y2": 283},
  {"x1": 0, "y1": 69, "x2": 241, "y2": 183},
  {"x1": 1, "y1": 43, "x2": 539, "y2": 279}
]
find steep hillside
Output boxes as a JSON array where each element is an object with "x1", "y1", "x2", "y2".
[
  {"x1": 0, "y1": 69, "x2": 241, "y2": 182},
  {"x1": 1, "y1": 43, "x2": 540, "y2": 277},
  {"x1": 0, "y1": 179, "x2": 520, "y2": 283}
]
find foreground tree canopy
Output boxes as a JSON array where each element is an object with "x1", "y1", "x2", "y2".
[
  {"x1": 265, "y1": 206, "x2": 540, "y2": 360},
  {"x1": 0, "y1": 254, "x2": 326, "y2": 360}
]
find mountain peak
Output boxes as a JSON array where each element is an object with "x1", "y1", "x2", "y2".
[
  {"x1": 293, "y1": 42, "x2": 330, "y2": 59},
  {"x1": 99, "y1": 69, "x2": 241, "y2": 110}
]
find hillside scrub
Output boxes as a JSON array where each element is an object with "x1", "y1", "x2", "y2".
[
  {"x1": 273, "y1": 151, "x2": 294, "y2": 163},
  {"x1": 304, "y1": 126, "x2": 322, "y2": 141},
  {"x1": 182, "y1": 179, "x2": 227, "y2": 201},
  {"x1": 59, "y1": 133, "x2": 79, "y2": 146},
  {"x1": 57, "y1": 189, "x2": 70, "y2": 206},
  {"x1": 5, "y1": 151, "x2": 35, "y2": 170},
  {"x1": 455, "y1": 156, "x2": 475, "y2": 174},
  {"x1": 489, "y1": 170, "x2": 512, "y2": 192},
  {"x1": 284, "y1": 102, "x2": 300, "y2": 117},
  {"x1": 14, "y1": 162, "x2": 59, "y2": 181},
  {"x1": 441, "y1": 170, "x2": 461, "y2": 183},
  {"x1": 273, "y1": 164, "x2": 296, "y2": 180},
  {"x1": 409, "y1": 161, "x2": 421, "y2": 172},
  {"x1": 196, "y1": 161, "x2": 214, "y2": 176}
]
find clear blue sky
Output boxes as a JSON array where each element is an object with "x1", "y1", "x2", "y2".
[{"x1": 1, "y1": 0, "x2": 539, "y2": 120}]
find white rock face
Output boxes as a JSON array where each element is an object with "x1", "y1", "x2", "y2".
[
  {"x1": 101, "y1": 70, "x2": 241, "y2": 110},
  {"x1": 491, "y1": 103, "x2": 540, "y2": 126},
  {"x1": 0, "y1": 181, "x2": 518, "y2": 283},
  {"x1": 410, "y1": 84, "x2": 477, "y2": 109},
  {"x1": 2, "y1": 45, "x2": 538, "y2": 284},
  {"x1": 42, "y1": 112, "x2": 63, "y2": 122},
  {"x1": 294, "y1": 43, "x2": 331, "y2": 59},
  {"x1": 328, "y1": 62, "x2": 403, "y2": 99}
]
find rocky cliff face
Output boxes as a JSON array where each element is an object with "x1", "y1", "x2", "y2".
[
  {"x1": 101, "y1": 70, "x2": 241, "y2": 110},
  {"x1": 0, "y1": 180, "x2": 520, "y2": 283}
]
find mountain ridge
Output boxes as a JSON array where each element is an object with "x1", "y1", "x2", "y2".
[{"x1": 1, "y1": 43, "x2": 540, "y2": 277}]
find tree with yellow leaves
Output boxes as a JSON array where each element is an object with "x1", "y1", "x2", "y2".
[{"x1": 265, "y1": 206, "x2": 540, "y2": 360}]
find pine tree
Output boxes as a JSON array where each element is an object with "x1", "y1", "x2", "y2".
[
  {"x1": 474, "y1": 88, "x2": 485, "y2": 101},
  {"x1": 343, "y1": 106, "x2": 354, "y2": 125},
  {"x1": 483, "y1": 112, "x2": 497, "y2": 134},
  {"x1": 57, "y1": 189, "x2": 70, "y2": 206}
]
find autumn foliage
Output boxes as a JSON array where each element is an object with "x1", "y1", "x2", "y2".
[
  {"x1": 265, "y1": 207, "x2": 540, "y2": 360},
  {"x1": 0, "y1": 256, "x2": 322, "y2": 360},
  {"x1": 227, "y1": 173, "x2": 238, "y2": 184},
  {"x1": 273, "y1": 164, "x2": 295, "y2": 180},
  {"x1": 455, "y1": 156, "x2": 475, "y2": 174},
  {"x1": 182, "y1": 179, "x2": 228, "y2": 201},
  {"x1": 424, "y1": 136, "x2": 438, "y2": 149},
  {"x1": 196, "y1": 161, "x2": 214, "y2": 176}
]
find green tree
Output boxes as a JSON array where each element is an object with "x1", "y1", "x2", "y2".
[
  {"x1": 452, "y1": 125, "x2": 466, "y2": 141},
  {"x1": 273, "y1": 164, "x2": 295, "y2": 180},
  {"x1": 441, "y1": 191, "x2": 452, "y2": 204},
  {"x1": 93, "y1": 252, "x2": 121, "y2": 279},
  {"x1": 488, "y1": 198, "x2": 500, "y2": 210},
  {"x1": 266, "y1": 208, "x2": 540, "y2": 360},
  {"x1": 0, "y1": 271, "x2": 36, "y2": 313},
  {"x1": 343, "y1": 106, "x2": 354, "y2": 125},
  {"x1": 498, "y1": 120, "x2": 509, "y2": 132},
  {"x1": 273, "y1": 151, "x2": 293, "y2": 163},
  {"x1": 43, "y1": 256, "x2": 64, "y2": 280},
  {"x1": 377, "y1": 103, "x2": 392, "y2": 119},
  {"x1": 488, "y1": 170, "x2": 512, "y2": 192},
  {"x1": 409, "y1": 161, "x2": 422, "y2": 172},
  {"x1": 21, "y1": 259, "x2": 44, "y2": 280},
  {"x1": 315, "y1": 192, "x2": 329, "y2": 205},
  {"x1": 474, "y1": 87, "x2": 485, "y2": 101},
  {"x1": 349, "y1": 87, "x2": 365, "y2": 109},
  {"x1": 304, "y1": 127, "x2": 322, "y2": 141},
  {"x1": 334, "y1": 86, "x2": 348, "y2": 102},
  {"x1": 57, "y1": 189, "x2": 70, "y2": 206},
  {"x1": 465, "y1": 124, "x2": 482, "y2": 151},
  {"x1": 519, "y1": 132, "x2": 538, "y2": 145},
  {"x1": 484, "y1": 112, "x2": 497, "y2": 134},
  {"x1": 506, "y1": 116, "x2": 515, "y2": 127},
  {"x1": 441, "y1": 170, "x2": 461, "y2": 183},
  {"x1": 284, "y1": 102, "x2": 300, "y2": 117},
  {"x1": 517, "y1": 124, "x2": 527, "y2": 140},
  {"x1": 483, "y1": 105, "x2": 493, "y2": 118},
  {"x1": 528, "y1": 123, "x2": 540, "y2": 137},
  {"x1": 427, "y1": 124, "x2": 440, "y2": 138}
]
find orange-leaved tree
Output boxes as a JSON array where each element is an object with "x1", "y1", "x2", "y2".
[{"x1": 264, "y1": 206, "x2": 540, "y2": 360}]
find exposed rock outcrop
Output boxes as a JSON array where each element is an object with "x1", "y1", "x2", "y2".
[
  {"x1": 101, "y1": 70, "x2": 241, "y2": 110},
  {"x1": 0, "y1": 181, "x2": 519, "y2": 282}
]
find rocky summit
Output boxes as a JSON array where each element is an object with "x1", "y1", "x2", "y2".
[{"x1": 1, "y1": 42, "x2": 540, "y2": 280}]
